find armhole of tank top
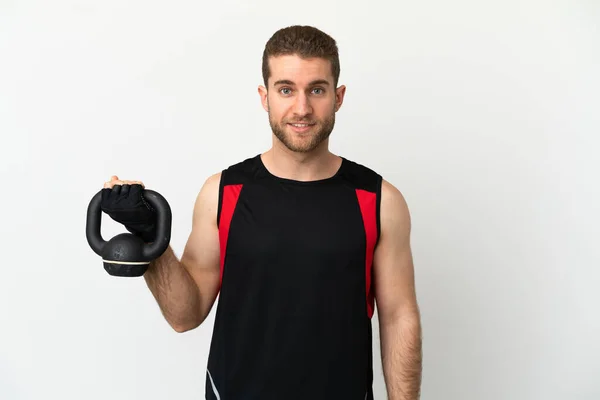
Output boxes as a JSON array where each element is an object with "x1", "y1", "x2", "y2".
[
  {"x1": 375, "y1": 175, "x2": 383, "y2": 246},
  {"x1": 216, "y1": 169, "x2": 226, "y2": 228}
]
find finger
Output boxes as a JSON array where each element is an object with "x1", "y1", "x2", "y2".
[
  {"x1": 123, "y1": 180, "x2": 145, "y2": 188},
  {"x1": 121, "y1": 184, "x2": 131, "y2": 196},
  {"x1": 104, "y1": 180, "x2": 119, "y2": 189},
  {"x1": 103, "y1": 178, "x2": 144, "y2": 190},
  {"x1": 103, "y1": 175, "x2": 121, "y2": 189},
  {"x1": 105, "y1": 180, "x2": 123, "y2": 188}
]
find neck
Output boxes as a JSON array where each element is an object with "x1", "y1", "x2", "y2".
[{"x1": 262, "y1": 141, "x2": 341, "y2": 182}]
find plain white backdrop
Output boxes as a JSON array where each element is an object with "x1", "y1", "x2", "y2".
[{"x1": 1, "y1": 0, "x2": 598, "y2": 399}]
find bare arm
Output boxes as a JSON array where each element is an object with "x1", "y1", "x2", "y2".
[
  {"x1": 373, "y1": 179, "x2": 422, "y2": 400},
  {"x1": 144, "y1": 172, "x2": 222, "y2": 333}
]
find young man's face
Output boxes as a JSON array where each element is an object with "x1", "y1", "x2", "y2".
[{"x1": 259, "y1": 54, "x2": 346, "y2": 153}]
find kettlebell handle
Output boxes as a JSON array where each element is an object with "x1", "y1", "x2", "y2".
[{"x1": 86, "y1": 188, "x2": 172, "y2": 261}]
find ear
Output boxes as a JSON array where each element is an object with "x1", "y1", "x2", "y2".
[
  {"x1": 258, "y1": 85, "x2": 269, "y2": 112},
  {"x1": 334, "y1": 85, "x2": 346, "y2": 112}
]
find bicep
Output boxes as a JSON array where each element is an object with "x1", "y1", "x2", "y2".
[
  {"x1": 180, "y1": 172, "x2": 222, "y2": 316},
  {"x1": 373, "y1": 179, "x2": 419, "y2": 322}
]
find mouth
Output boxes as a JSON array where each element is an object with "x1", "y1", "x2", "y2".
[{"x1": 287, "y1": 122, "x2": 316, "y2": 133}]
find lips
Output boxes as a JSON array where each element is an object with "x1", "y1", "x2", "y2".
[
  {"x1": 288, "y1": 122, "x2": 315, "y2": 127},
  {"x1": 287, "y1": 122, "x2": 315, "y2": 133}
]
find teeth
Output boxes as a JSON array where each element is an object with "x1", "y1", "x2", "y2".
[{"x1": 292, "y1": 124, "x2": 310, "y2": 127}]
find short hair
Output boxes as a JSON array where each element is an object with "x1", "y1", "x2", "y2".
[{"x1": 261, "y1": 25, "x2": 340, "y2": 88}]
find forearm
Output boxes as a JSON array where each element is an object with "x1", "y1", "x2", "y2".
[
  {"x1": 143, "y1": 246, "x2": 201, "y2": 331},
  {"x1": 380, "y1": 310, "x2": 423, "y2": 400}
]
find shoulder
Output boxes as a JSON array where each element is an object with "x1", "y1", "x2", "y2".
[
  {"x1": 220, "y1": 154, "x2": 263, "y2": 185},
  {"x1": 200, "y1": 155, "x2": 261, "y2": 224},
  {"x1": 191, "y1": 172, "x2": 222, "y2": 219},
  {"x1": 203, "y1": 171, "x2": 222, "y2": 194},
  {"x1": 339, "y1": 155, "x2": 407, "y2": 203},
  {"x1": 379, "y1": 178, "x2": 411, "y2": 240},
  {"x1": 341, "y1": 156, "x2": 410, "y2": 238},
  {"x1": 339, "y1": 156, "x2": 382, "y2": 193},
  {"x1": 197, "y1": 154, "x2": 261, "y2": 195},
  {"x1": 188, "y1": 156, "x2": 259, "y2": 227},
  {"x1": 338, "y1": 157, "x2": 410, "y2": 233}
]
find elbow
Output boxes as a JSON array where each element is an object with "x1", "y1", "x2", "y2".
[
  {"x1": 169, "y1": 313, "x2": 207, "y2": 333},
  {"x1": 171, "y1": 323, "x2": 190, "y2": 333},
  {"x1": 172, "y1": 325, "x2": 191, "y2": 333},
  {"x1": 167, "y1": 297, "x2": 212, "y2": 333},
  {"x1": 171, "y1": 321, "x2": 200, "y2": 333}
]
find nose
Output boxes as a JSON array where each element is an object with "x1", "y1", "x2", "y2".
[{"x1": 292, "y1": 92, "x2": 312, "y2": 117}]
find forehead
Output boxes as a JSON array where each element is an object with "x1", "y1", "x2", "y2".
[{"x1": 268, "y1": 55, "x2": 333, "y2": 86}]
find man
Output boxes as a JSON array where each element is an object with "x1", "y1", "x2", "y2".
[{"x1": 101, "y1": 25, "x2": 422, "y2": 400}]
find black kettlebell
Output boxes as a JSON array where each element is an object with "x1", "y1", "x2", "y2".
[{"x1": 86, "y1": 189, "x2": 172, "y2": 277}]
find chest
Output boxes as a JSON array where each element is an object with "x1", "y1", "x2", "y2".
[{"x1": 223, "y1": 183, "x2": 367, "y2": 265}]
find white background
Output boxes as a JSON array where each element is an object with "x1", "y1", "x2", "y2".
[{"x1": 1, "y1": 1, "x2": 599, "y2": 399}]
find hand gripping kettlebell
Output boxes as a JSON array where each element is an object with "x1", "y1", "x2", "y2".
[{"x1": 85, "y1": 189, "x2": 172, "y2": 277}]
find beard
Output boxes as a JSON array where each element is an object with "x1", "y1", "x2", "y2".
[{"x1": 268, "y1": 108, "x2": 336, "y2": 153}]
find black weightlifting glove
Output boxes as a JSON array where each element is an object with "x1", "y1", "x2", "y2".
[{"x1": 100, "y1": 184, "x2": 157, "y2": 242}]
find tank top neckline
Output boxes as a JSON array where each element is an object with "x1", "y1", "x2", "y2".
[{"x1": 256, "y1": 153, "x2": 347, "y2": 186}]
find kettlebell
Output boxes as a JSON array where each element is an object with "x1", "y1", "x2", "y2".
[{"x1": 86, "y1": 189, "x2": 172, "y2": 277}]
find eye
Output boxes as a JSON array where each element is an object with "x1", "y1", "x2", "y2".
[
  {"x1": 279, "y1": 87, "x2": 292, "y2": 95},
  {"x1": 312, "y1": 87, "x2": 325, "y2": 95}
]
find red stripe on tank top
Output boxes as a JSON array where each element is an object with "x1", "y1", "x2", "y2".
[
  {"x1": 355, "y1": 189, "x2": 378, "y2": 319},
  {"x1": 218, "y1": 184, "x2": 243, "y2": 288}
]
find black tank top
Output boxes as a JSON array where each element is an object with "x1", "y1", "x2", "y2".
[{"x1": 205, "y1": 154, "x2": 382, "y2": 400}]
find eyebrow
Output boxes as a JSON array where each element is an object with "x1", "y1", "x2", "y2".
[{"x1": 273, "y1": 79, "x2": 330, "y2": 86}]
